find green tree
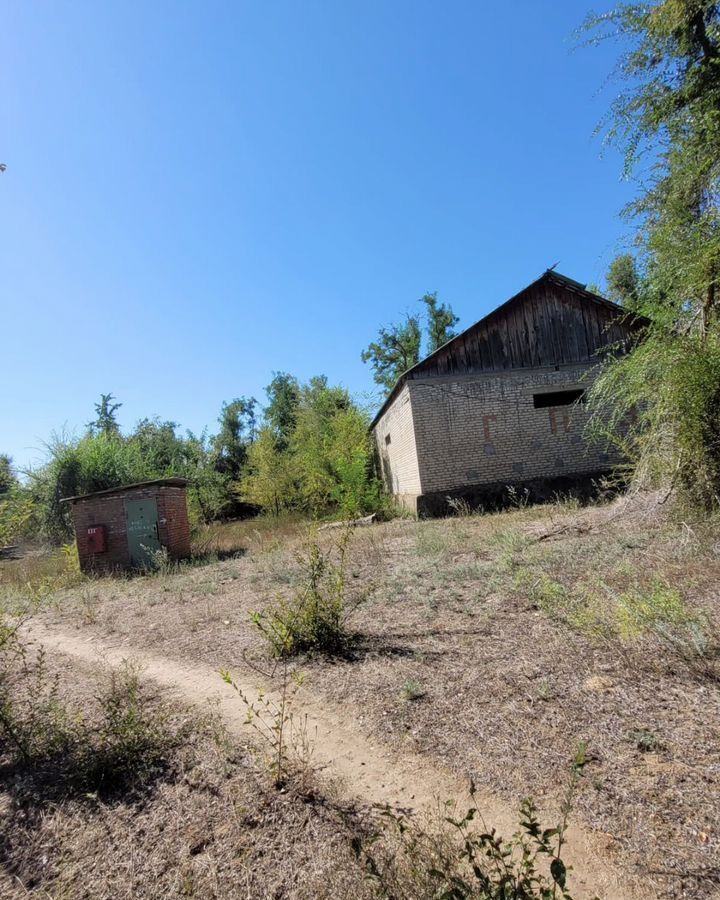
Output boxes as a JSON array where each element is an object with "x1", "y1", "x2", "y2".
[
  {"x1": 586, "y1": 1, "x2": 720, "y2": 505},
  {"x1": 240, "y1": 376, "x2": 382, "y2": 518},
  {"x1": 264, "y1": 372, "x2": 300, "y2": 450},
  {"x1": 0, "y1": 455, "x2": 16, "y2": 495},
  {"x1": 605, "y1": 254, "x2": 642, "y2": 308},
  {"x1": 421, "y1": 292, "x2": 459, "y2": 352},
  {"x1": 87, "y1": 393, "x2": 122, "y2": 436},
  {"x1": 361, "y1": 315, "x2": 422, "y2": 393},
  {"x1": 240, "y1": 426, "x2": 297, "y2": 516},
  {"x1": 586, "y1": 2, "x2": 720, "y2": 327},
  {"x1": 212, "y1": 397, "x2": 257, "y2": 480},
  {"x1": 130, "y1": 418, "x2": 187, "y2": 473}
]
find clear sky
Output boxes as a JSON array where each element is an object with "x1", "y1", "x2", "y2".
[{"x1": 1, "y1": 0, "x2": 634, "y2": 471}]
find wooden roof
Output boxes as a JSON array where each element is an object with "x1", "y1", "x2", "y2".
[{"x1": 370, "y1": 270, "x2": 643, "y2": 428}]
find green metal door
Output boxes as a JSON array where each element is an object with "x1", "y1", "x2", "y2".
[{"x1": 125, "y1": 499, "x2": 161, "y2": 569}]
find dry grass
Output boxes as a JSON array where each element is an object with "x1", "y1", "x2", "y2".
[
  {"x1": 3, "y1": 496, "x2": 720, "y2": 897},
  {"x1": 0, "y1": 650, "x2": 371, "y2": 900}
]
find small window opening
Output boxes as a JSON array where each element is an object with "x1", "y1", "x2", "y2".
[
  {"x1": 533, "y1": 389, "x2": 585, "y2": 409},
  {"x1": 385, "y1": 434, "x2": 391, "y2": 445}
]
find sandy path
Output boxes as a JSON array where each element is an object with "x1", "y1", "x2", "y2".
[{"x1": 25, "y1": 620, "x2": 654, "y2": 900}]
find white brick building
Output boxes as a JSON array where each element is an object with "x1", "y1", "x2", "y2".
[{"x1": 371, "y1": 270, "x2": 641, "y2": 514}]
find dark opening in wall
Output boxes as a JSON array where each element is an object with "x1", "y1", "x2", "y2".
[
  {"x1": 385, "y1": 434, "x2": 391, "y2": 445},
  {"x1": 533, "y1": 389, "x2": 585, "y2": 409}
]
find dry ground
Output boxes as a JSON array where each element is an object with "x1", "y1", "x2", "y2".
[
  {"x1": 0, "y1": 651, "x2": 370, "y2": 900},
  {"x1": 3, "y1": 494, "x2": 720, "y2": 898}
]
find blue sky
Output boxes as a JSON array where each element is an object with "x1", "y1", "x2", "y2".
[{"x1": 1, "y1": 0, "x2": 634, "y2": 470}]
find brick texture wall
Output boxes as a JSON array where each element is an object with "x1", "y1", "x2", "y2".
[
  {"x1": 156, "y1": 487, "x2": 192, "y2": 560},
  {"x1": 373, "y1": 363, "x2": 621, "y2": 507},
  {"x1": 373, "y1": 383, "x2": 422, "y2": 504},
  {"x1": 71, "y1": 484, "x2": 191, "y2": 574},
  {"x1": 408, "y1": 363, "x2": 618, "y2": 495}
]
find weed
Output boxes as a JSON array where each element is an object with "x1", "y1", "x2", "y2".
[
  {"x1": 0, "y1": 612, "x2": 74, "y2": 764},
  {"x1": 79, "y1": 586, "x2": 100, "y2": 624},
  {"x1": 252, "y1": 529, "x2": 351, "y2": 657},
  {"x1": 86, "y1": 661, "x2": 181, "y2": 791},
  {"x1": 627, "y1": 727, "x2": 660, "y2": 753},
  {"x1": 220, "y1": 667, "x2": 310, "y2": 786},
  {"x1": 447, "y1": 497, "x2": 480, "y2": 517},
  {"x1": 145, "y1": 545, "x2": 177, "y2": 576},
  {"x1": 493, "y1": 528, "x2": 531, "y2": 574},
  {"x1": 0, "y1": 617, "x2": 187, "y2": 795},
  {"x1": 616, "y1": 581, "x2": 690, "y2": 638},
  {"x1": 354, "y1": 747, "x2": 589, "y2": 899},
  {"x1": 524, "y1": 567, "x2": 718, "y2": 676},
  {"x1": 506, "y1": 484, "x2": 531, "y2": 510},
  {"x1": 399, "y1": 679, "x2": 426, "y2": 701},
  {"x1": 415, "y1": 523, "x2": 451, "y2": 560}
]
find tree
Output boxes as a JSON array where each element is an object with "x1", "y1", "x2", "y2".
[
  {"x1": 586, "y1": 2, "x2": 720, "y2": 328},
  {"x1": 0, "y1": 455, "x2": 16, "y2": 495},
  {"x1": 240, "y1": 427, "x2": 297, "y2": 516},
  {"x1": 87, "y1": 393, "x2": 122, "y2": 436},
  {"x1": 421, "y1": 292, "x2": 459, "y2": 352},
  {"x1": 239, "y1": 375, "x2": 383, "y2": 518},
  {"x1": 585, "y1": 1, "x2": 720, "y2": 505},
  {"x1": 212, "y1": 397, "x2": 257, "y2": 480},
  {"x1": 605, "y1": 254, "x2": 642, "y2": 308},
  {"x1": 362, "y1": 292, "x2": 460, "y2": 394},
  {"x1": 361, "y1": 315, "x2": 422, "y2": 393},
  {"x1": 264, "y1": 372, "x2": 300, "y2": 450}
]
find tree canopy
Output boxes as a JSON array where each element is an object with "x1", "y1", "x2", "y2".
[
  {"x1": 361, "y1": 292, "x2": 460, "y2": 393},
  {"x1": 87, "y1": 393, "x2": 122, "y2": 436},
  {"x1": 586, "y1": 1, "x2": 720, "y2": 505}
]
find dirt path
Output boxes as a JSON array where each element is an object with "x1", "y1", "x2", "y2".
[{"x1": 26, "y1": 621, "x2": 654, "y2": 900}]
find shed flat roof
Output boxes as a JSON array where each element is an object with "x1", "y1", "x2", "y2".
[{"x1": 62, "y1": 477, "x2": 188, "y2": 503}]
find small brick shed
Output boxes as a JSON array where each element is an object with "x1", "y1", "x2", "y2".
[{"x1": 65, "y1": 478, "x2": 192, "y2": 574}]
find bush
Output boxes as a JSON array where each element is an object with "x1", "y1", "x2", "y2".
[
  {"x1": 588, "y1": 331, "x2": 720, "y2": 509},
  {"x1": 252, "y1": 531, "x2": 350, "y2": 656}
]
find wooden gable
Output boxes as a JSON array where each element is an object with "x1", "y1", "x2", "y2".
[{"x1": 408, "y1": 271, "x2": 639, "y2": 380}]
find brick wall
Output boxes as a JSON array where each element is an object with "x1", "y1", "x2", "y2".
[
  {"x1": 408, "y1": 363, "x2": 619, "y2": 495},
  {"x1": 72, "y1": 493, "x2": 131, "y2": 573},
  {"x1": 373, "y1": 383, "x2": 422, "y2": 506},
  {"x1": 70, "y1": 484, "x2": 191, "y2": 574},
  {"x1": 156, "y1": 488, "x2": 192, "y2": 560}
]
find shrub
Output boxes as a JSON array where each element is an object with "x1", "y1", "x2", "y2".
[
  {"x1": 85, "y1": 662, "x2": 179, "y2": 791},
  {"x1": 0, "y1": 618, "x2": 187, "y2": 796},
  {"x1": 252, "y1": 531, "x2": 350, "y2": 657}
]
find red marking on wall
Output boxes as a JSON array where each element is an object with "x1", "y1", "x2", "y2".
[
  {"x1": 482, "y1": 414, "x2": 497, "y2": 442},
  {"x1": 549, "y1": 409, "x2": 571, "y2": 435}
]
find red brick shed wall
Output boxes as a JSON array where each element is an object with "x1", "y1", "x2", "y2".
[{"x1": 71, "y1": 484, "x2": 191, "y2": 574}]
